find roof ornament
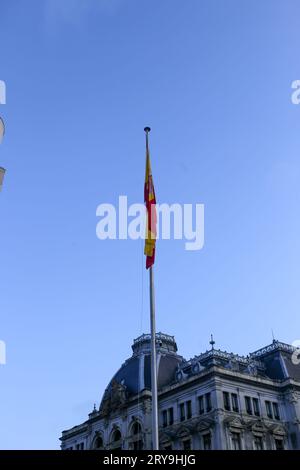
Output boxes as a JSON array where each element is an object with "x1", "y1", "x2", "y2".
[{"x1": 209, "y1": 334, "x2": 215, "y2": 351}]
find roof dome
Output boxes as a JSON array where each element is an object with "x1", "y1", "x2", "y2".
[{"x1": 99, "y1": 333, "x2": 183, "y2": 414}]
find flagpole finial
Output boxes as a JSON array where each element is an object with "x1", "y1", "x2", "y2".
[{"x1": 144, "y1": 126, "x2": 151, "y2": 133}]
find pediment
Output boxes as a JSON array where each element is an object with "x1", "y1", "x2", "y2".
[
  {"x1": 196, "y1": 419, "x2": 214, "y2": 432},
  {"x1": 224, "y1": 416, "x2": 243, "y2": 428},
  {"x1": 176, "y1": 425, "x2": 192, "y2": 438},
  {"x1": 251, "y1": 421, "x2": 267, "y2": 435},
  {"x1": 271, "y1": 424, "x2": 287, "y2": 436}
]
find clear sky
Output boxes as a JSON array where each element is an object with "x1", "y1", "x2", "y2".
[{"x1": 0, "y1": 0, "x2": 300, "y2": 449}]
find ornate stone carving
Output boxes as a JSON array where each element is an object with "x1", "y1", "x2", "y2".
[
  {"x1": 226, "y1": 355, "x2": 240, "y2": 372},
  {"x1": 251, "y1": 421, "x2": 267, "y2": 436},
  {"x1": 286, "y1": 390, "x2": 299, "y2": 404},
  {"x1": 100, "y1": 380, "x2": 128, "y2": 416},
  {"x1": 142, "y1": 399, "x2": 151, "y2": 414},
  {"x1": 245, "y1": 360, "x2": 258, "y2": 376},
  {"x1": 175, "y1": 368, "x2": 189, "y2": 382},
  {"x1": 192, "y1": 361, "x2": 205, "y2": 374}
]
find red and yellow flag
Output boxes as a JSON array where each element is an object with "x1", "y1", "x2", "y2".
[{"x1": 144, "y1": 134, "x2": 157, "y2": 269}]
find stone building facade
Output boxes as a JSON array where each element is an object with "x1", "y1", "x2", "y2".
[{"x1": 60, "y1": 333, "x2": 300, "y2": 450}]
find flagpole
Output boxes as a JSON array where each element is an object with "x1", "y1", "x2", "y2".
[
  {"x1": 144, "y1": 127, "x2": 159, "y2": 450},
  {"x1": 149, "y1": 265, "x2": 159, "y2": 450},
  {"x1": 0, "y1": 117, "x2": 5, "y2": 192}
]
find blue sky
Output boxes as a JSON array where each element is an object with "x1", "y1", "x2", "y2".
[{"x1": 0, "y1": 0, "x2": 299, "y2": 449}]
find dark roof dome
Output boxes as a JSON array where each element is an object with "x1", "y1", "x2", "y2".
[{"x1": 99, "y1": 333, "x2": 183, "y2": 414}]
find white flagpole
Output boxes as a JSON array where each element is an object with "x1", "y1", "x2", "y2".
[
  {"x1": 144, "y1": 127, "x2": 159, "y2": 450},
  {"x1": 149, "y1": 264, "x2": 159, "y2": 450},
  {"x1": 0, "y1": 117, "x2": 5, "y2": 191}
]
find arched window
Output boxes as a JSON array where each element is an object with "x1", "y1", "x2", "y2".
[
  {"x1": 130, "y1": 421, "x2": 143, "y2": 450},
  {"x1": 93, "y1": 435, "x2": 104, "y2": 450},
  {"x1": 132, "y1": 422, "x2": 142, "y2": 436},
  {"x1": 112, "y1": 429, "x2": 122, "y2": 442},
  {"x1": 110, "y1": 429, "x2": 122, "y2": 450}
]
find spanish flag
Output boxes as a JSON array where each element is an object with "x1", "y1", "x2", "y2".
[{"x1": 144, "y1": 130, "x2": 157, "y2": 269}]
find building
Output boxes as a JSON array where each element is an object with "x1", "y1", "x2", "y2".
[{"x1": 60, "y1": 333, "x2": 300, "y2": 450}]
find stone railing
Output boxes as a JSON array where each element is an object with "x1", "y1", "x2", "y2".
[{"x1": 250, "y1": 341, "x2": 296, "y2": 359}]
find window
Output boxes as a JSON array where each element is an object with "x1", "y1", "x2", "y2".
[
  {"x1": 162, "y1": 410, "x2": 168, "y2": 428},
  {"x1": 186, "y1": 400, "x2": 192, "y2": 419},
  {"x1": 223, "y1": 392, "x2": 231, "y2": 411},
  {"x1": 133, "y1": 440, "x2": 143, "y2": 450},
  {"x1": 274, "y1": 438, "x2": 284, "y2": 450},
  {"x1": 130, "y1": 423, "x2": 143, "y2": 450},
  {"x1": 162, "y1": 408, "x2": 174, "y2": 427},
  {"x1": 198, "y1": 393, "x2": 212, "y2": 414},
  {"x1": 245, "y1": 396, "x2": 253, "y2": 415},
  {"x1": 198, "y1": 396, "x2": 204, "y2": 415},
  {"x1": 265, "y1": 401, "x2": 273, "y2": 419},
  {"x1": 205, "y1": 393, "x2": 212, "y2": 412},
  {"x1": 183, "y1": 439, "x2": 191, "y2": 450},
  {"x1": 203, "y1": 433, "x2": 212, "y2": 450},
  {"x1": 94, "y1": 436, "x2": 103, "y2": 449},
  {"x1": 254, "y1": 436, "x2": 264, "y2": 450},
  {"x1": 168, "y1": 408, "x2": 174, "y2": 426},
  {"x1": 111, "y1": 429, "x2": 122, "y2": 450},
  {"x1": 291, "y1": 432, "x2": 297, "y2": 449},
  {"x1": 273, "y1": 403, "x2": 280, "y2": 420},
  {"x1": 265, "y1": 401, "x2": 280, "y2": 420},
  {"x1": 76, "y1": 443, "x2": 84, "y2": 450},
  {"x1": 231, "y1": 433, "x2": 242, "y2": 450},
  {"x1": 132, "y1": 422, "x2": 142, "y2": 435},
  {"x1": 179, "y1": 401, "x2": 192, "y2": 421},
  {"x1": 180, "y1": 403, "x2": 185, "y2": 422},
  {"x1": 253, "y1": 398, "x2": 260, "y2": 417},
  {"x1": 231, "y1": 394, "x2": 239, "y2": 412},
  {"x1": 113, "y1": 430, "x2": 121, "y2": 442}
]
